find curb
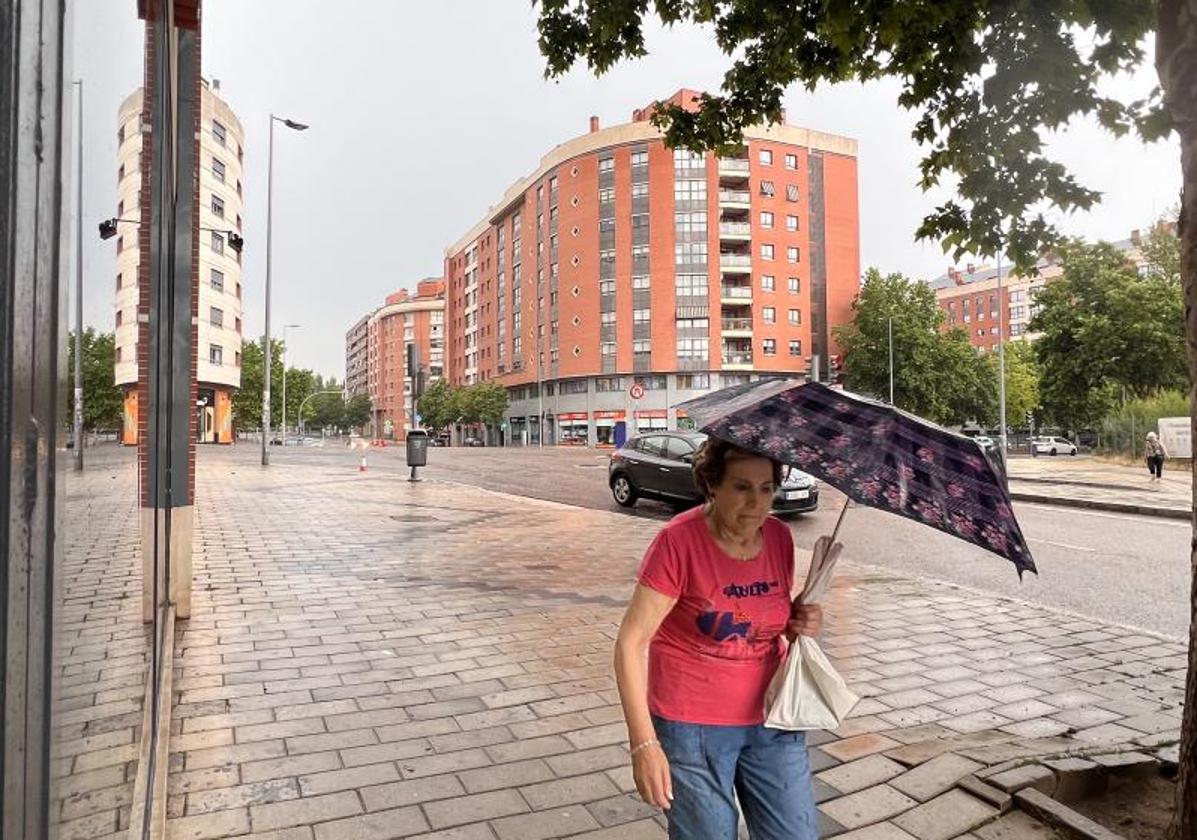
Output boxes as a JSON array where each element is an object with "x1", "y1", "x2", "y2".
[
  {"x1": 1009, "y1": 490, "x2": 1190, "y2": 521},
  {"x1": 1008, "y1": 475, "x2": 1167, "y2": 494}
]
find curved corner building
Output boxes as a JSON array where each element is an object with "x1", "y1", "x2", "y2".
[
  {"x1": 444, "y1": 89, "x2": 860, "y2": 447},
  {"x1": 114, "y1": 78, "x2": 246, "y2": 444}
]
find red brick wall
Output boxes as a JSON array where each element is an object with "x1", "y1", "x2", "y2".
[{"x1": 823, "y1": 152, "x2": 860, "y2": 359}]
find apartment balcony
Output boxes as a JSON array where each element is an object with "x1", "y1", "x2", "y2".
[
  {"x1": 717, "y1": 157, "x2": 751, "y2": 181},
  {"x1": 719, "y1": 189, "x2": 751, "y2": 209},
  {"x1": 721, "y1": 346, "x2": 754, "y2": 370},
  {"x1": 720, "y1": 283, "x2": 753, "y2": 304},
  {"x1": 721, "y1": 316, "x2": 753, "y2": 337},
  {"x1": 719, "y1": 253, "x2": 753, "y2": 273},
  {"x1": 719, "y1": 221, "x2": 751, "y2": 241}
]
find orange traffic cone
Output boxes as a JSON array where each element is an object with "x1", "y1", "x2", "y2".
[{"x1": 359, "y1": 454, "x2": 367, "y2": 472}]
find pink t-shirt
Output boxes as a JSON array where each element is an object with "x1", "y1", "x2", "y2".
[{"x1": 637, "y1": 506, "x2": 796, "y2": 725}]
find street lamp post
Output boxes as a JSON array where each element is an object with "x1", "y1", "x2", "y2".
[
  {"x1": 280, "y1": 324, "x2": 301, "y2": 447},
  {"x1": 996, "y1": 247, "x2": 1009, "y2": 461},
  {"x1": 887, "y1": 315, "x2": 894, "y2": 405},
  {"x1": 73, "y1": 79, "x2": 84, "y2": 470},
  {"x1": 262, "y1": 113, "x2": 309, "y2": 466}
]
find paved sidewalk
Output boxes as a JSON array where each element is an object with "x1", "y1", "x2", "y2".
[
  {"x1": 1007, "y1": 457, "x2": 1191, "y2": 519},
  {"x1": 146, "y1": 448, "x2": 1189, "y2": 839}
]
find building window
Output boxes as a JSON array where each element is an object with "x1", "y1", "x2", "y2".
[
  {"x1": 212, "y1": 157, "x2": 226, "y2": 182},
  {"x1": 674, "y1": 148, "x2": 706, "y2": 170},
  {"x1": 786, "y1": 215, "x2": 799, "y2": 231},
  {"x1": 633, "y1": 275, "x2": 651, "y2": 290},
  {"x1": 212, "y1": 231, "x2": 224, "y2": 254},
  {"x1": 785, "y1": 153, "x2": 798, "y2": 170},
  {"x1": 601, "y1": 342, "x2": 616, "y2": 356},
  {"x1": 599, "y1": 187, "x2": 615, "y2": 204},
  {"x1": 631, "y1": 150, "x2": 648, "y2": 168},
  {"x1": 676, "y1": 274, "x2": 708, "y2": 296},
  {"x1": 209, "y1": 344, "x2": 223, "y2": 365},
  {"x1": 787, "y1": 246, "x2": 800, "y2": 263},
  {"x1": 212, "y1": 119, "x2": 227, "y2": 147},
  {"x1": 599, "y1": 157, "x2": 614, "y2": 173},
  {"x1": 788, "y1": 309, "x2": 801, "y2": 325},
  {"x1": 211, "y1": 194, "x2": 225, "y2": 218},
  {"x1": 675, "y1": 211, "x2": 707, "y2": 234},
  {"x1": 235, "y1": 351, "x2": 242, "y2": 366},
  {"x1": 759, "y1": 149, "x2": 773, "y2": 166},
  {"x1": 676, "y1": 242, "x2": 708, "y2": 265},
  {"x1": 760, "y1": 211, "x2": 774, "y2": 228},
  {"x1": 632, "y1": 182, "x2": 649, "y2": 199},
  {"x1": 639, "y1": 375, "x2": 667, "y2": 390},
  {"x1": 633, "y1": 340, "x2": 651, "y2": 353},
  {"x1": 633, "y1": 309, "x2": 651, "y2": 324},
  {"x1": 118, "y1": 164, "x2": 125, "y2": 180},
  {"x1": 789, "y1": 340, "x2": 802, "y2": 356},
  {"x1": 788, "y1": 277, "x2": 800, "y2": 294},
  {"x1": 235, "y1": 317, "x2": 242, "y2": 333},
  {"x1": 763, "y1": 307, "x2": 776, "y2": 324},
  {"x1": 601, "y1": 311, "x2": 616, "y2": 325},
  {"x1": 116, "y1": 347, "x2": 122, "y2": 363},
  {"x1": 116, "y1": 273, "x2": 122, "y2": 291},
  {"x1": 677, "y1": 338, "x2": 709, "y2": 358},
  {"x1": 763, "y1": 339, "x2": 777, "y2": 356},
  {"x1": 117, "y1": 200, "x2": 124, "y2": 217},
  {"x1": 210, "y1": 307, "x2": 224, "y2": 328},
  {"x1": 117, "y1": 125, "x2": 125, "y2": 144},
  {"x1": 116, "y1": 236, "x2": 124, "y2": 252},
  {"x1": 677, "y1": 373, "x2": 710, "y2": 389},
  {"x1": 760, "y1": 180, "x2": 775, "y2": 197},
  {"x1": 674, "y1": 179, "x2": 706, "y2": 202},
  {"x1": 595, "y1": 376, "x2": 626, "y2": 392},
  {"x1": 761, "y1": 244, "x2": 775, "y2": 261},
  {"x1": 786, "y1": 184, "x2": 800, "y2": 202},
  {"x1": 676, "y1": 317, "x2": 709, "y2": 331},
  {"x1": 761, "y1": 275, "x2": 775, "y2": 292},
  {"x1": 115, "y1": 310, "x2": 123, "y2": 327},
  {"x1": 600, "y1": 279, "x2": 615, "y2": 295}
]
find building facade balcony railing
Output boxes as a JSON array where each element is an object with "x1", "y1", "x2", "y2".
[
  {"x1": 719, "y1": 189, "x2": 751, "y2": 205},
  {"x1": 719, "y1": 222, "x2": 751, "y2": 237},
  {"x1": 721, "y1": 317, "x2": 753, "y2": 332},
  {"x1": 722, "y1": 352, "x2": 754, "y2": 367},
  {"x1": 718, "y1": 158, "x2": 750, "y2": 173},
  {"x1": 720, "y1": 284, "x2": 753, "y2": 300},
  {"x1": 719, "y1": 253, "x2": 753, "y2": 269}
]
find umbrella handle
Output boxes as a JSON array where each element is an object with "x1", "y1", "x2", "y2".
[{"x1": 829, "y1": 497, "x2": 851, "y2": 544}]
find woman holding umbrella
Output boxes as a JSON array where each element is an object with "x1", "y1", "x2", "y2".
[{"x1": 614, "y1": 436, "x2": 824, "y2": 839}]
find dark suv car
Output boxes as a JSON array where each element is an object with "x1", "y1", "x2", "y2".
[{"x1": 608, "y1": 431, "x2": 819, "y2": 515}]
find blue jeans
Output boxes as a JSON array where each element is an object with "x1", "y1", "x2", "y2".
[{"x1": 653, "y1": 716, "x2": 818, "y2": 840}]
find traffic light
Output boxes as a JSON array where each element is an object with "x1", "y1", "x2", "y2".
[{"x1": 406, "y1": 343, "x2": 425, "y2": 400}]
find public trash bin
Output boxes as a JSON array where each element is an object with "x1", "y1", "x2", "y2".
[{"x1": 406, "y1": 429, "x2": 429, "y2": 467}]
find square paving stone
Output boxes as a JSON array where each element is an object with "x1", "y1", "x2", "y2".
[
  {"x1": 586, "y1": 793, "x2": 659, "y2": 827},
  {"x1": 836, "y1": 823, "x2": 920, "y2": 840},
  {"x1": 890, "y1": 753, "x2": 984, "y2": 802},
  {"x1": 817, "y1": 754, "x2": 906, "y2": 795},
  {"x1": 893, "y1": 789, "x2": 998, "y2": 840},
  {"x1": 820, "y1": 785, "x2": 919, "y2": 830},
  {"x1": 822, "y1": 733, "x2": 903, "y2": 763}
]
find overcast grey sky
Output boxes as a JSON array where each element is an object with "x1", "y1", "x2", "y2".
[{"x1": 72, "y1": 2, "x2": 1179, "y2": 379}]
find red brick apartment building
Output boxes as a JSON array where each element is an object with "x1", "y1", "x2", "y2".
[
  {"x1": 443, "y1": 89, "x2": 861, "y2": 446},
  {"x1": 347, "y1": 279, "x2": 445, "y2": 440}
]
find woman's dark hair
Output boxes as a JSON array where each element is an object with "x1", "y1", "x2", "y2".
[{"x1": 691, "y1": 437, "x2": 784, "y2": 499}]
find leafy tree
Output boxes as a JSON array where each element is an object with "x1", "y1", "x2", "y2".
[
  {"x1": 988, "y1": 340, "x2": 1041, "y2": 430},
  {"x1": 1140, "y1": 220, "x2": 1181, "y2": 285},
  {"x1": 67, "y1": 328, "x2": 122, "y2": 431},
  {"x1": 417, "y1": 379, "x2": 460, "y2": 433},
  {"x1": 459, "y1": 382, "x2": 510, "y2": 426},
  {"x1": 834, "y1": 270, "x2": 994, "y2": 426},
  {"x1": 232, "y1": 338, "x2": 284, "y2": 431},
  {"x1": 534, "y1": 5, "x2": 1197, "y2": 825},
  {"x1": 343, "y1": 394, "x2": 372, "y2": 431},
  {"x1": 1032, "y1": 240, "x2": 1185, "y2": 429}
]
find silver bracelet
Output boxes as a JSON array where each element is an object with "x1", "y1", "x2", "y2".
[{"x1": 630, "y1": 738, "x2": 660, "y2": 757}]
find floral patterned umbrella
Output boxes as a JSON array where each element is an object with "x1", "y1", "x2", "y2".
[{"x1": 676, "y1": 380, "x2": 1036, "y2": 577}]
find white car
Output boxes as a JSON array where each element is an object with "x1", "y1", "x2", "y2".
[{"x1": 1033, "y1": 436, "x2": 1077, "y2": 456}]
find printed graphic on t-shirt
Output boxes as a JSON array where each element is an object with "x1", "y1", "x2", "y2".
[{"x1": 696, "y1": 579, "x2": 782, "y2": 643}]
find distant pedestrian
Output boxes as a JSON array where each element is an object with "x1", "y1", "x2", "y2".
[
  {"x1": 613, "y1": 436, "x2": 823, "y2": 839},
  {"x1": 1146, "y1": 432, "x2": 1168, "y2": 482}
]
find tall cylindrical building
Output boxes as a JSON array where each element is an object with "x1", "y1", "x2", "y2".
[{"x1": 114, "y1": 78, "x2": 245, "y2": 444}]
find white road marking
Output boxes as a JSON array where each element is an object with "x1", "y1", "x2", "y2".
[
  {"x1": 1027, "y1": 537, "x2": 1096, "y2": 553},
  {"x1": 1017, "y1": 502, "x2": 1191, "y2": 527}
]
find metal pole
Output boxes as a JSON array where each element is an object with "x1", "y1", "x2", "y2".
[
  {"x1": 74, "y1": 79, "x2": 84, "y2": 469},
  {"x1": 537, "y1": 336, "x2": 544, "y2": 448},
  {"x1": 997, "y1": 248, "x2": 1009, "y2": 460},
  {"x1": 887, "y1": 316, "x2": 894, "y2": 405},
  {"x1": 281, "y1": 338, "x2": 287, "y2": 448},
  {"x1": 262, "y1": 115, "x2": 275, "y2": 464}
]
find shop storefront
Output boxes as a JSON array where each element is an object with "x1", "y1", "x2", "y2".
[
  {"x1": 634, "y1": 409, "x2": 668, "y2": 433},
  {"x1": 594, "y1": 410, "x2": 627, "y2": 447},
  {"x1": 557, "y1": 412, "x2": 589, "y2": 445}
]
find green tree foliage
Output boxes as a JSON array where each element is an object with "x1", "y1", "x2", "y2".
[
  {"x1": 1031, "y1": 240, "x2": 1185, "y2": 430},
  {"x1": 834, "y1": 270, "x2": 995, "y2": 426},
  {"x1": 416, "y1": 379, "x2": 460, "y2": 433},
  {"x1": 343, "y1": 394, "x2": 373, "y2": 430},
  {"x1": 988, "y1": 340, "x2": 1041, "y2": 430},
  {"x1": 458, "y1": 382, "x2": 510, "y2": 426},
  {"x1": 67, "y1": 328, "x2": 122, "y2": 431},
  {"x1": 232, "y1": 338, "x2": 283, "y2": 430}
]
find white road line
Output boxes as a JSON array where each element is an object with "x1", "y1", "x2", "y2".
[
  {"x1": 1027, "y1": 537, "x2": 1097, "y2": 553},
  {"x1": 1018, "y1": 502, "x2": 1191, "y2": 527}
]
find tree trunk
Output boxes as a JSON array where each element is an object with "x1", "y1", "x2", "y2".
[{"x1": 1156, "y1": 4, "x2": 1197, "y2": 838}]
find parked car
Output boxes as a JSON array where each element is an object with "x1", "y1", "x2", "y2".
[
  {"x1": 972, "y1": 435, "x2": 995, "y2": 451},
  {"x1": 608, "y1": 431, "x2": 819, "y2": 515},
  {"x1": 1032, "y1": 436, "x2": 1077, "y2": 456}
]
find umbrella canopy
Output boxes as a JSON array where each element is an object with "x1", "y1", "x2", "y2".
[{"x1": 677, "y1": 380, "x2": 1036, "y2": 577}]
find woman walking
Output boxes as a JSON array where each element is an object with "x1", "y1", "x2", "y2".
[
  {"x1": 613, "y1": 437, "x2": 823, "y2": 840},
  {"x1": 1146, "y1": 432, "x2": 1168, "y2": 483}
]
